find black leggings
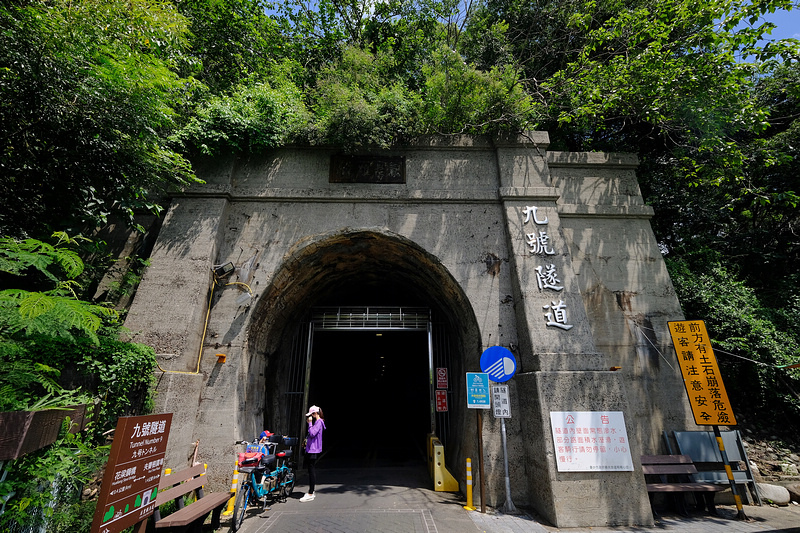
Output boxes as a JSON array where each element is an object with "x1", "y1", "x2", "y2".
[{"x1": 307, "y1": 453, "x2": 319, "y2": 494}]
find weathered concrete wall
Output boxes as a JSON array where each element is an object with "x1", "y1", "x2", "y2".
[
  {"x1": 549, "y1": 152, "x2": 695, "y2": 456},
  {"x1": 124, "y1": 132, "x2": 693, "y2": 527}
]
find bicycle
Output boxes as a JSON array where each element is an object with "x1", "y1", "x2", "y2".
[{"x1": 231, "y1": 434, "x2": 298, "y2": 532}]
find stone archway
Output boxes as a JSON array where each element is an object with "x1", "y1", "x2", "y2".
[{"x1": 244, "y1": 228, "x2": 481, "y2": 474}]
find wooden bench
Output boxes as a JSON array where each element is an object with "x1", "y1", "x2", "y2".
[
  {"x1": 151, "y1": 463, "x2": 232, "y2": 532},
  {"x1": 641, "y1": 454, "x2": 725, "y2": 517}
]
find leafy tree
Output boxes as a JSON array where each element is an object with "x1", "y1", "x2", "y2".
[
  {"x1": 420, "y1": 45, "x2": 533, "y2": 134},
  {"x1": 175, "y1": 68, "x2": 310, "y2": 155},
  {"x1": 303, "y1": 45, "x2": 421, "y2": 149},
  {"x1": 275, "y1": 0, "x2": 353, "y2": 75},
  {"x1": 174, "y1": 0, "x2": 284, "y2": 92},
  {"x1": 0, "y1": 0, "x2": 200, "y2": 238}
]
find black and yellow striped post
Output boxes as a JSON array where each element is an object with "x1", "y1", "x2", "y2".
[{"x1": 713, "y1": 425, "x2": 748, "y2": 520}]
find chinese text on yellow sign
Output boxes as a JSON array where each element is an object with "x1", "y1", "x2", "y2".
[{"x1": 668, "y1": 320, "x2": 736, "y2": 426}]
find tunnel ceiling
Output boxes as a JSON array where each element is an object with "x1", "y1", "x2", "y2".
[{"x1": 250, "y1": 229, "x2": 477, "y2": 354}]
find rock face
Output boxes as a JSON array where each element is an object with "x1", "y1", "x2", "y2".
[
  {"x1": 757, "y1": 483, "x2": 792, "y2": 506},
  {"x1": 741, "y1": 434, "x2": 800, "y2": 487}
]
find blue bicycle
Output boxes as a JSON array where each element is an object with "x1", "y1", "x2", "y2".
[{"x1": 232, "y1": 434, "x2": 298, "y2": 531}]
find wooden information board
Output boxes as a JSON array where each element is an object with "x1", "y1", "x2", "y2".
[{"x1": 91, "y1": 413, "x2": 172, "y2": 533}]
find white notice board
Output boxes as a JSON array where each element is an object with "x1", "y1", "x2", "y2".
[
  {"x1": 491, "y1": 384, "x2": 511, "y2": 418},
  {"x1": 549, "y1": 411, "x2": 634, "y2": 472}
]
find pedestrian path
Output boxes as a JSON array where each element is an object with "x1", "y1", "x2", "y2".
[
  {"x1": 227, "y1": 465, "x2": 800, "y2": 533},
  {"x1": 467, "y1": 504, "x2": 800, "y2": 533}
]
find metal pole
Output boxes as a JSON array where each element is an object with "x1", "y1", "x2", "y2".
[
  {"x1": 300, "y1": 324, "x2": 314, "y2": 468},
  {"x1": 500, "y1": 418, "x2": 518, "y2": 514},
  {"x1": 478, "y1": 411, "x2": 486, "y2": 513},
  {"x1": 713, "y1": 425, "x2": 748, "y2": 520},
  {"x1": 428, "y1": 320, "x2": 436, "y2": 435}
]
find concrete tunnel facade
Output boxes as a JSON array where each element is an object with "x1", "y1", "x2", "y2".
[{"x1": 123, "y1": 131, "x2": 697, "y2": 527}]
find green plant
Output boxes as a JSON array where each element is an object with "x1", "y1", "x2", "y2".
[
  {"x1": 175, "y1": 70, "x2": 309, "y2": 155},
  {"x1": 0, "y1": 356, "x2": 90, "y2": 412},
  {"x1": 0, "y1": 233, "x2": 117, "y2": 344},
  {"x1": 46, "y1": 498, "x2": 97, "y2": 533},
  {"x1": 0, "y1": 422, "x2": 108, "y2": 531},
  {"x1": 0, "y1": 233, "x2": 157, "y2": 530},
  {"x1": 666, "y1": 254, "x2": 800, "y2": 437},
  {"x1": 105, "y1": 257, "x2": 151, "y2": 305}
]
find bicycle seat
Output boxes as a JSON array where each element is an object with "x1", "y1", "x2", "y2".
[
  {"x1": 260, "y1": 455, "x2": 277, "y2": 467},
  {"x1": 277, "y1": 450, "x2": 293, "y2": 459}
]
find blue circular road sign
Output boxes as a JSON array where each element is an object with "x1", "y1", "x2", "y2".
[{"x1": 480, "y1": 346, "x2": 517, "y2": 382}]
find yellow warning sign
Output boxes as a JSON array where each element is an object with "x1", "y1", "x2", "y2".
[{"x1": 667, "y1": 320, "x2": 736, "y2": 426}]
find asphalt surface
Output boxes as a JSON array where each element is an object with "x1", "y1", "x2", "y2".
[{"x1": 223, "y1": 464, "x2": 800, "y2": 533}]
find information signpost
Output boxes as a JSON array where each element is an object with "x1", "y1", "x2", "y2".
[
  {"x1": 465, "y1": 371, "x2": 489, "y2": 512},
  {"x1": 466, "y1": 372, "x2": 491, "y2": 409},
  {"x1": 480, "y1": 346, "x2": 518, "y2": 514},
  {"x1": 668, "y1": 319, "x2": 746, "y2": 520},
  {"x1": 91, "y1": 413, "x2": 173, "y2": 533}
]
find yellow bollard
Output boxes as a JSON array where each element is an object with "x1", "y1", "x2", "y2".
[
  {"x1": 222, "y1": 460, "x2": 239, "y2": 516},
  {"x1": 463, "y1": 458, "x2": 476, "y2": 511},
  {"x1": 432, "y1": 439, "x2": 458, "y2": 491}
]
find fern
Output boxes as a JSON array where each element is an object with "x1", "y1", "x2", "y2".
[
  {"x1": 0, "y1": 233, "x2": 85, "y2": 282},
  {"x1": 0, "y1": 358, "x2": 70, "y2": 411},
  {"x1": 0, "y1": 234, "x2": 117, "y2": 343}
]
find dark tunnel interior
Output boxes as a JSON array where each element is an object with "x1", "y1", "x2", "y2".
[{"x1": 306, "y1": 329, "x2": 431, "y2": 468}]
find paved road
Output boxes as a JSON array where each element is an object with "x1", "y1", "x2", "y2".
[{"x1": 223, "y1": 464, "x2": 800, "y2": 533}]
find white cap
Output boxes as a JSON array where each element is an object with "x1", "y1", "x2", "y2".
[{"x1": 305, "y1": 405, "x2": 320, "y2": 417}]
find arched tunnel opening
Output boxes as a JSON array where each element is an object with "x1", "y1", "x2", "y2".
[
  {"x1": 305, "y1": 277, "x2": 438, "y2": 468},
  {"x1": 250, "y1": 230, "x2": 481, "y2": 475}
]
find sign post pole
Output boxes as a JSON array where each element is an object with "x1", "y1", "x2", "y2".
[
  {"x1": 477, "y1": 410, "x2": 486, "y2": 514},
  {"x1": 713, "y1": 425, "x2": 747, "y2": 520},
  {"x1": 499, "y1": 417, "x2": 517, "y2": 514}
]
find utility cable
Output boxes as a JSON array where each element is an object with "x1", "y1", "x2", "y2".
[
  {"x1": 154, "y1": 272, "x2": 253, "y2": 375},
  {"x1": 633, "y1": 323, "x2": 800, "y2": 370},
  {"x1": 631, "y1": 322, "x2": 675, "y2": 370}
]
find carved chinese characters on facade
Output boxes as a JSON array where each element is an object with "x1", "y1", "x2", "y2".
[
  {"x1": 524, "y1": 205, "x2": 573, "y2": 331},
  {"x1": 543, "y1": 300, "x2": 574, "y2": 331},
  {"x1": 535, "y1": 264, "x2": 563, "y2": 291}
]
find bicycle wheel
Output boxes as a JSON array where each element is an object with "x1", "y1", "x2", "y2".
[
  {"x1": 232, "y1": 480, "x2": 250, "y2": 532},
  {"x1": 282, "y1": 468, "x2": 295, "y2": 499}
]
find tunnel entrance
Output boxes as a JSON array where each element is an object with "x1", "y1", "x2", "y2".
[
  {"x1": 253, "y1": 230, "x2": 477, "y2": 477},
  {"x1": 308, "y1": 329, "x2": 430, "y2": 468},
  {"x1": 274, "y1": 306, "x2": 457, "y2": 470}
]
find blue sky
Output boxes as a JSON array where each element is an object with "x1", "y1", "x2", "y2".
[{"x1": 759, "y1": 8, "x2": 800, "y2": 40}]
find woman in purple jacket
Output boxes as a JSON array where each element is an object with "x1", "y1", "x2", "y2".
[{"x1": 300, "y1": 405, "x2": 326, "y2": 502}]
